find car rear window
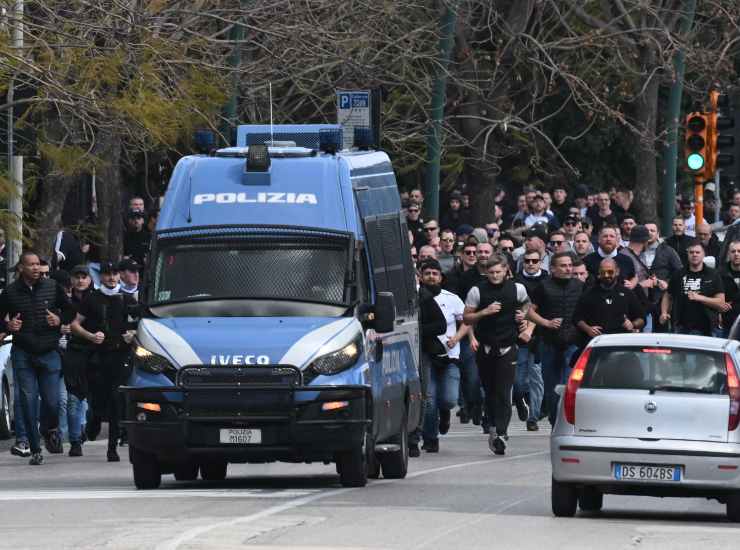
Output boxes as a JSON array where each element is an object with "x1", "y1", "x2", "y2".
[{"x1": 580, "y1": 347, "x2": 728, "y2": 394}]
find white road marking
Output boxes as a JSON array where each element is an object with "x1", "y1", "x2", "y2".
[
  {"x1": 0, "y1": 488, "x2": 322, "y2": 501},
  {"x1": 156, "y1": 450, "x2": 549, "y2": 550}
]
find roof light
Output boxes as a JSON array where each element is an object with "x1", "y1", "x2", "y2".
[
  {"x1": 319, "y1": 128, "x2": 342, "y2": 154},
  {"x1": 354, "y1": 127, "x2": 373, "y2": 150},
  {"x1": 194, "y1": 129, "x2": 215, "y2": 154},
  {"x1": 642, "y1": 348, "x2": 672, "y2": 354},
  {"x1": 246, "y1": 144, "x2": 270, "y2": 172}
]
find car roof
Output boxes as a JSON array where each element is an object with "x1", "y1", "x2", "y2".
[{"x1": 589, "y1": 333, "x2": 737, "y2": 353}]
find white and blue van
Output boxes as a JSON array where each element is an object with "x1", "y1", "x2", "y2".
[{"x1": 121, "y1": 125, "x2": 421, "y2": 489}]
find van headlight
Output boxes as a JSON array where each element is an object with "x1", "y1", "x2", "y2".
[
  {"x1": 131, "y1": 343, "x2": 175, "y2": 374},
  {"x1": 309, "y1": 336, "x2": 363, "y2": 376}
]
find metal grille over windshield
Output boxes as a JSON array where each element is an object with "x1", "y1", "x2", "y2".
[{"x1": 151, "y1": 226, "x2": 352, "y2": 306}]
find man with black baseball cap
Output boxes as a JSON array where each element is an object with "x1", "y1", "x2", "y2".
[
  {"x1": 118, "y1": 258, "x2": 141, "y2": 300},
  {"x1": 123, "y1": 210, "x2": 151, "y2": 267},
  {"x1": 69, "y1": 261, "x2": 138, "y2": 461}
]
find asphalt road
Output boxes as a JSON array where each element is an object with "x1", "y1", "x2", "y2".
[{"x1": 1, "y1": 420, "x2": 739, "y2": 550}]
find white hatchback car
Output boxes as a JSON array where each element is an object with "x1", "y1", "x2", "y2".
[
  {"x1": 0, "y1": 335, "x2": 14, "y2": 439},
  {"x1": 551, "y1": 333, "x2": 740, "y2": 521}
]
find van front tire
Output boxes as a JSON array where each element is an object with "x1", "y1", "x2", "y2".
[
  {"x1": 379, "y1": 407, "x2": 408, "y2": 479},
  {"x1": 130, "y1": 446, "x2": 161, "y2": 490},
  {"x1": 336, "y1": 431, "x2": 368, "y2": 487}
]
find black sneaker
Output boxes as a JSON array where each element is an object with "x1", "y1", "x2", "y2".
[
  {"x1": 69, "y1": 442, "x2": 83, "y2": 457},
  {"x1": 85, "y1": 416, "x2": 101, "y2": 442},
  {"x1": 489, "y1": 434, "x2": 506, "y2": 455},
  {"x1": 107, "y1": 449, "x2": 120, "y2": 462},
  {"x1": 481, "y1": 418, "x2": 491, "y2": 434},
  {"x1": 44, "y1": 429, "x2": 63, "y2": 454},
  {"x1": 29, "y1": 452, "x2": 44, "y2": 465},
  {"x1": 515, "y1": 396, "x2": 529, "y2": 422},
  {"x1": 11, "y1": 441, "x2": 31, "y2": 458},
  {"x1": 526, "y1": 420, "x2": 539, "y2": 431},
  {"x1": 409, "y1": 443, "x2": 420, "y2": 458},
  {"x1": 439, "y1": 409, "x2": 451, "y2": 435},
  {"x1": 459, "y1": 408, "x2": 470, "y2": 424},
  {"x1": 422, "y1": 439, "x2": 439, "y2": 453},
  {"x1": 471, "y1": 406, "x2": 482, "y2": 426}
]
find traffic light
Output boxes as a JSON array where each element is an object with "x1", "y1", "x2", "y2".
[
  {"x1": 685, "y1": 113, "x2": 710, "y2": 177},
  {"x1": 716, "y1": 112, "x2": 740, "y2": 181}
]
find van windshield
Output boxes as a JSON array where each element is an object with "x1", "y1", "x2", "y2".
[
  {"x1": 580, "y1": 346, "x2": 728, "y2": 395},
  {"x1": 150, "y1": 240, "x2": 351, "y2": 312}
]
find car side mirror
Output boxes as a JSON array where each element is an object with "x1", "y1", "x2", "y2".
[{"x1": 373, "y1": 292, "x2": 396, "y2": 333}]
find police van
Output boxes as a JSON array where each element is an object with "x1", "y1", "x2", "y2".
[{"x1": 121, "y1": 125, "x2": 421, "y2": 489}]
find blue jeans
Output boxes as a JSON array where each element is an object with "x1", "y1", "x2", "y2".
[
  {"x1": 422, "y1": 359, "x2": 461, "y2": 441},
  {"x1": 58, "y1": 380, "x2": 85, "y2": 443},
  {"x1": 12, "y1": 348, "x2": 62, "y2": 454},
  {"x1": 513, "y1": 346, "x2": 543, "y2": 422},
  {"x1": 541, "y1": 343, "x2": 578, "y2": 426},
  {"x1": 458, "y1": 339, "x2": 482, "y2": 412},
  {"x1": 12, "y1": 378, "x2": 28, "y2": 443}
]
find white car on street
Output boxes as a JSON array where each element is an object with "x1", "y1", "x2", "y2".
[
  {"x1": 0, "y1": 336, "x2": 14, "y2": 439},
  {"x1": 551, "y1": 333, "x2": 740, "y2": 521}
]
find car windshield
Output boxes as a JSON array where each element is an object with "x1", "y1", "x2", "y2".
[
  {"x1": 580, "y1": 346, "x2": 728, "y2": 395},
  {"x1": 150, "y1": 239, "x2": 351, "y2": 310}
]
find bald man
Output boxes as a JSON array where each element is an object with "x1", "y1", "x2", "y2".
[{"x1": 573, "y1": 258, "x2": 645, "y2": 343}]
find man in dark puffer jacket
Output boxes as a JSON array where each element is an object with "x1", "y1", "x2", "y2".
[{"x1": 0, "y1": 251, "x2": 74, "y2": 465}]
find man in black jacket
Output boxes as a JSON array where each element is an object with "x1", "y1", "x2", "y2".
[
  {"x1": 410, "y1": 262, "x2": 447, "y2": 457},
  {"x1": 69, "y1": 261, "x2": 138, "y2": 461},
  {"x1": 464, "y1": 255, "x2": 530, "y2": 456},
  {"x1": 0, "y1": 251, "x2": 74, "y2": 465}
]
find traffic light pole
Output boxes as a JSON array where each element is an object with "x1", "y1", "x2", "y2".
[{"x1": 695, "y1": 178, "x2": 704, "y2": 223}]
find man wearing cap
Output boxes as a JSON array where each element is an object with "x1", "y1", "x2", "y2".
[
  {"x1": 550, "y1": 185, "x2": 570, "y2": 225},
  {"x1": 514, "y1": 224, "x2": 551, "y2": 272},
  {"x1": 123, "y1": 210, "x2": 151, "y2": 267},
  {"x1": 70, "y1": 261, "x2": 138, "y2": 462},
  {"x1": 561, "y1": 215, "x2": 579, "y2": 249},
  {"x1": 524, "y1": 193, "x2": 559, "y2": 229},
  {"x1": 118, "y1": 259, "x2": 140, "y2": 300},
  {"x1": 440, "y1": 191, "x2": 472, "y2": 231}
]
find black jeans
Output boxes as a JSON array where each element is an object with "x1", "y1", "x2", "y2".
[
  {"x1": 476, "y1": 345, "x2": 517, "y2": 437},
  {"x1": 87, "y1": 349, "x2": 130, "y2": 449}
]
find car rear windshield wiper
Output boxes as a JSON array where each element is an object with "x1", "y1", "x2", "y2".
[{"x1": 649, "y1": 385, "x2": 716, "y2": 394}]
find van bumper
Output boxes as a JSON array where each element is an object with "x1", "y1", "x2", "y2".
[{"x1": 120, "y1": 382, "x2": 372, "y2": 464}]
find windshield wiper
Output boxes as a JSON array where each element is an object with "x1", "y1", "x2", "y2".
[{"x1": 649, "y1": 385, "x2": 716, "y2": 394}]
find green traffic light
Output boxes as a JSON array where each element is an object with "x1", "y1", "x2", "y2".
[{"x1": 687, "y1": 152, "x2": 705, "y2": 171}]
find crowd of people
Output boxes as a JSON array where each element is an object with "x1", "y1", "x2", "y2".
[
  {"x1": 4, "y1": 196, "x2": 150, "y2": 465},
  {"x1": 409, "y1": 183, "x2": 740, "y2": 457}
]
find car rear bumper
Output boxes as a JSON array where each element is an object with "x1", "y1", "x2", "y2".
[
  {"x1": 120, "y1": 382, "x2": 372, "y2": 464},
  {"x1": 551, "y1": 435, "x2": 740, "y2": 495}
]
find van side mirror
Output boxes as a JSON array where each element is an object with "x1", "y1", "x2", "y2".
[{"x1": 374, "y1": 292, "x2": 396, "y2": 333}]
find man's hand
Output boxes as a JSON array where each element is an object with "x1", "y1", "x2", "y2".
[
  {"x1": 90, "y1": 331, "x2": 105, "y2": 345},
  {"x1": 639, "y1": 277, "x2": 656, "y2": 289},
  {"x1": 122, "y1": 330, "x2": 136, "y2": 344},
  {"x1": 482, "y1": 302, "x2": 502, "y2": 316},
  {"x1": 519, "y1": 328, "x2": 532, "y2": 343},
  {"x1": 548, "y1": 317, "x2": 563, "y2": 330},
  {"x1": 470, "y1": 335, "x2": 480, "y2": 353},
  {"x1": 622, "y1": 317, "x2": 634, "y2": 332},
  {"x1": 60, "y1": 324, "x2": 72, "y2": 335},
  {"x1": 659, "y1": 312, "x2": 671, "y2": 325},
  {"x1": 515, "y1": 310, "x2": 525, "y2": 323},
  {"x1": 623, "y1": 278, "x2": 637, "y2": 290},
  {"x1": 720, "y1": 302, "x2": 733, "y2": 313},
  {"x1": 687, "y1": 291, "x2": 703, "y2": 302},
  {"x1": 7, "y1": 313, "x2": 21, "y2": 333},
  {"x1": 585, "y1": 324, "x2": 603, "y2": 338},
  {"x1": 46, "y1": 309, "x2": 60, "y2": 327},
  {"x1": 656, "y1": 279, "x2": 669, "y2": 291}
]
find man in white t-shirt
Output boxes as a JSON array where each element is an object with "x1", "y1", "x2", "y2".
[{"x1": 419, "y1": 259, "x2": 469, "y2": 453}]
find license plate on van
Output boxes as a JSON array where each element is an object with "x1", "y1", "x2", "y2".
[
  {"x1": 614, "y1": 463, "x2": 681, "y2": 481},
  {"x1": 219, "y1": 428, "x2": 262, "y2": 444}
]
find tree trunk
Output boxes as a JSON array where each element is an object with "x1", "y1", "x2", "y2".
[
  {"x1": 632, "y1": 49, "x2": 661, "y2": 224},
  {"x1": 33, "y1": 174, "x2": 77, "y2": 259},
  {"x1": 94, "y1": 132, "x2": 123, "y2": 261}
]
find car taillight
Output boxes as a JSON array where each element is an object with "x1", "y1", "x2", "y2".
[
  {"x1": 564, "y1": 347, "x2": 592, "y2": 425},
  {"x1": 725, "y1": 354, "x2": 740, "y2": 431}
]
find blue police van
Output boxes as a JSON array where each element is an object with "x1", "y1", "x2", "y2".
[{"x1": 121, "y1": 125, "x2": 421, "y2": 489}]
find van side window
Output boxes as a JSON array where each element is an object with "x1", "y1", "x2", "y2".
[{"x1": 364, "y1": 214, "x2": 415, "y2": 317}]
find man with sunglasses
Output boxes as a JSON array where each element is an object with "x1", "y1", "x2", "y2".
[
  {"x1": 485, "y1": 223, "x2": 500, "y2": 248},
  {"x1": 561, "y1": 215, "x2": 579, "y2": 247},
  {"x1": 423, "y1": 220, "x2": 441, "y2": 251},
  {"x1": 514, "y1": 250, "x2": 547, "y2": 431},
  {"x1": 406, "y1": 204, "x2": 426, "y2": 247},
  {"x1": 438, "y1": 229, "x2": 457, "y2": 272},
  {"x1": 547, "y1": 230, "x2": 572, "y2": 256}
]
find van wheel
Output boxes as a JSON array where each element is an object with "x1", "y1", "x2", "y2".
[
  {"x1": 0, "y1": 382, "x2": 11, "y2": 440},
  {"x1": 379, "y1": 407, "x2": 408, "y2": 479},
  {"x1": 336, "y1": 431, "x2": 368, "y2": 487},
  {"x1": 174, "y1": 461, "x2": 199, "y2": 481},
  {"x1": 578, "y1": 487, "x2": 603, "y2": 512},
  {"x1": 130, "y1": 446, "x2": 161, "y2": 490},
  {"x1": 727, "y1": 493, "x2": 740, "y2": 522},
  {"x1": 367, "y1": 433, "x2": 380, "y2": 479},
  {"x1": 200, "y1": 461, "x2": 228, "y2": 481},
  {"x1": 551, "y1": 477, "x2": 577, "y2": 517}
]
